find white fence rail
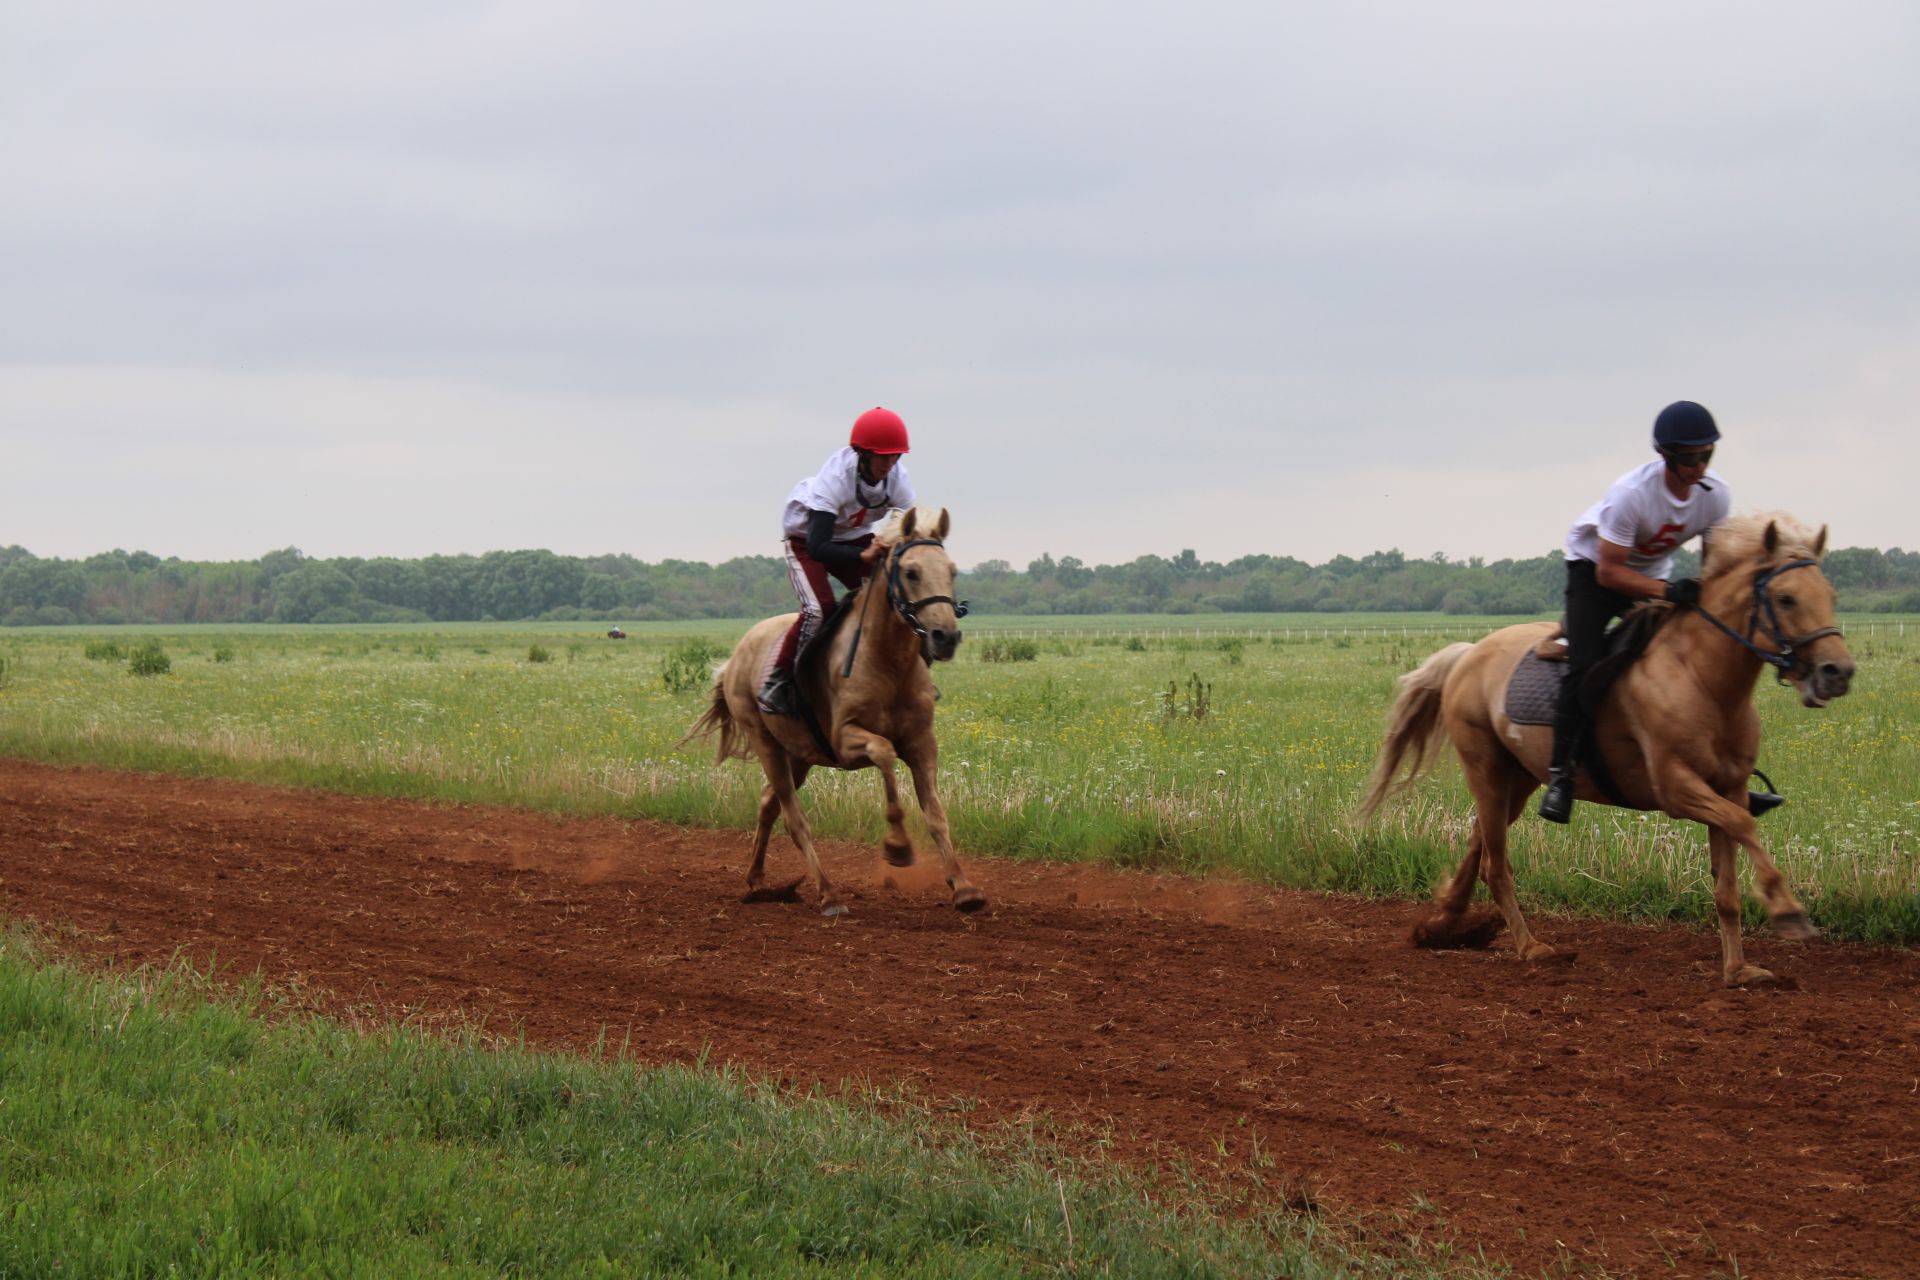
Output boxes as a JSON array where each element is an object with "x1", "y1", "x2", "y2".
[{"x1": 967, "y1": 621, "x2": 1909, "y2": 641}]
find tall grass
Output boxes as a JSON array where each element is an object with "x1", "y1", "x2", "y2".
[
  {"x1": 0, "y1": 931, "x2": 1489, "y2": 1278},
  {"x1": 1, "y1": 616, "x2": 1916, "y2": 940}
]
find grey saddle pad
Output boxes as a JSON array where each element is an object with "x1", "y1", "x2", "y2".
[{"x1": 1504, "y1": 650, "x2": 1565, "y2": 726}]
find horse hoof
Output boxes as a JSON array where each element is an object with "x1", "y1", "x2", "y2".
[
  {"x1": 1523, "y1": 943, "x2": 1575, "y2": 966},
  {"x1": 953, "y1": 888, "x2": 987, "y2": 913},
  {"x1": 1771, "y1": 912, "x2": 1821, "y2": 942},
  {"x1": 1410, "y1": 909, "x2": 1503, "y2": 950},
  {"x1": 821, "y1": 902, "x2": 850, "y2": 919},
  {"x1": 882, "y1": 842, "x2": 916, "y2": 868},
  {"x1": 1728, "y1": 965, "x2": 1792, "y2": 989}
]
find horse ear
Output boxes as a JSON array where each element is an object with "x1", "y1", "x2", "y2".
[
  {"x1": 935, "y1": 508, "x2": 950, "y2": 540},
  {"x1": 1813, "y1": 524, "x2": 1828, "y2": 559},
  {"x1": 900, "y1": 508, "x2": 918, "y2": 539},
  {"x1": 1763, "y1": 520, "x2": 1779, "y2": 556}
]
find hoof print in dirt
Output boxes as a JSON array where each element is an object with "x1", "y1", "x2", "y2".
[{"x1": 743, "y1": 878, "x2": 804, "y2": 904}]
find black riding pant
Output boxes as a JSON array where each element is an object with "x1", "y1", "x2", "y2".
[{"x1": 1553, "y1": 559, "x2": 1635, "y2": 766}]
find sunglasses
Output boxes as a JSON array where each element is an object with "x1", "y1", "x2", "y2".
[{"x1": 1663, "y1": 447, "x2": 1714, "y2": 468}]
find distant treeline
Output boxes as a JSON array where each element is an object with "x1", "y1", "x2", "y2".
[{"x1": 3, "y1": 543, "x2": 1919, "y2": 627}]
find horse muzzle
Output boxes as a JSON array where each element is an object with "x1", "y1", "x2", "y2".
[
  {"x1": 923, "y1": 626, "x2": 961, "y2": 663},
  {"x1": 1798, "y1": 655, "x2": 1855, "y2": 708}
]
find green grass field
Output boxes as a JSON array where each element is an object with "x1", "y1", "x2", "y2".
[
  {"x1": 3, "y1": 613, "x2": 1914, "y2": 1275},
  {"x1": 2, "y1": 612, "x2": 1917, "y2": 941}
]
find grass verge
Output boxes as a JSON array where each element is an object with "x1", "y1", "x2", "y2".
[{"x1": 0, "y1": 930, "x2": 1499, "y2": 1278}]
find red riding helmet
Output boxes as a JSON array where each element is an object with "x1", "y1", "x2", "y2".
[{"x1": 850, "y1": 406, "x2": 910, "y2": 454}]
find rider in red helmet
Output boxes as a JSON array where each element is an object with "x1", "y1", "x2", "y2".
[{"x1": 756, "y1": 407, "x2": 917, "y2": 716}]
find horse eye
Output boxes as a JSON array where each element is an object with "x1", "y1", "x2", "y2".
[
  {"x1": 905, "y1": 568, "x2": 920, "y2": 581},
  {"x1": 1778, "y1": 594, "x2": 1797, "y2": 608}
]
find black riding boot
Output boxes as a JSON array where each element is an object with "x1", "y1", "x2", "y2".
[
  {"x1": 1538, "y1": 713, "x2": 1581, "y2": 825},
  {"x1": 756, "y1": 668, "x2": 797, "y2": 717}
]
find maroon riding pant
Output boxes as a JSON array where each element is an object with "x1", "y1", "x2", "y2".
[{"x1": 767, "y1": 534, "x2": 873, "y2": 677}]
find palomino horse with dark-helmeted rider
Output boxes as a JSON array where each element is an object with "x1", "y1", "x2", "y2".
[
  {"x1": 683, "y1": 506, "x2": 985, "y2": 916},
  {"x1": 1357, "y1": 512, "x2": 1854, "y2": 987}
]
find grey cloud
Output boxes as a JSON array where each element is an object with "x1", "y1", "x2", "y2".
[{"x1": 3, "y1": 1, "x2": 1916, "y2": 565}]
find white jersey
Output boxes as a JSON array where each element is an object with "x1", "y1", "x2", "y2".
[
  {"x1": 780, "y1": 446, "x2": 916, "y2": 542},
  {"x1": 1565, "y1": 458, "x2": 1730, "y2": 579}
]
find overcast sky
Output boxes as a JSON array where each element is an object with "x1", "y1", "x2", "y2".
[{"x1": 3, "y1": 1, "x2": 1915, "y2": 571}]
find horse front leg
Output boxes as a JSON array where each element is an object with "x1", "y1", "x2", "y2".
[
  {"x1": 899, "y1": 738, "x2": 986, "y2": 913},
  {"x1": 1706, "y1": 824, "x2": 1778, "y2": 987},
  {"x1": 836, "y1": 725, "x2": 917, "y2": 868},
  {"x1": 1657, "y1": 767, "x2": 1818, "y2": 972}
]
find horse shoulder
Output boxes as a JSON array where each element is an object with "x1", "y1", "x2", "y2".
[
  {"x1": 830, "y1": 695, "x2": 933, "y2": 750},
  {"x1": 1613, "y1": 666, "x2": 1756, "y2": 794}
]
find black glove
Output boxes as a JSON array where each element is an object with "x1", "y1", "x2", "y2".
[{"x1": 1663, "y1": 577, "x2": 1701, "y2": 607}]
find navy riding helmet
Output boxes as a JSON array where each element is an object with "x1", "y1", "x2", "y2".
[{"x1": 1652, "y1": 400, "x2": 1720, "y2": 449}]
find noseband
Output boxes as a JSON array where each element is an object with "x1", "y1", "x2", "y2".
[{"x1": 1685, "y1": 559, "x2": 1844, "y2": 684}]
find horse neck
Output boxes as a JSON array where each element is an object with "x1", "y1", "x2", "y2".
[
  {"x1": 839, "y1": 561, "x2": 922, "y2": 682},
  {"x1": 1664, "y1": 578, "x2": 1767, "y2": 704}
]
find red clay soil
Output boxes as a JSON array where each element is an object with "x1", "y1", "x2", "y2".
[{"x1": 4, "y1": 759, "x2": 1918, "y2": 1278}]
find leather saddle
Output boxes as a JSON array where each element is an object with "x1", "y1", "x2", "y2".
[{"x1": 1506, "y1": 605, "x2": 1672, "y2": 726}]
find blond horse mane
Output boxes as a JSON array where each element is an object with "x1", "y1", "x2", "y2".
[
  {"x1": 1703, "y1": 511, "x2": 1827, "y2": 578},
  {"x1": 870, "y1": 505, "x2": 950, "y2": 547}
]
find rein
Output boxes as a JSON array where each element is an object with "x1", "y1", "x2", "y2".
[
  {"x1": 839, "y1": 538, "x2": 970, "y2": 677},
  {"x1": 1685, "y1": 558, "x2": 1844, "y2": 684}
]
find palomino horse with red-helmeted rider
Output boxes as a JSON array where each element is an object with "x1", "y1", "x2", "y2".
[
  {"x1": 1357, "y1": 512, "x2": 1854, "y2": 987},
  {"x1": 683, "y1": 505, "x2": 985, "y2": 917}
]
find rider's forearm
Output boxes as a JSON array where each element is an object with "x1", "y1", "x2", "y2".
[
  {"x1": 1595, "y1": 561, "x2": 1668, "y2": 600},
  {"x1": 805, "y1": 510, "x2": 865, "y2": 574}
]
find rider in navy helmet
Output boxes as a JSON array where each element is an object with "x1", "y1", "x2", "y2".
[
  {"x1": 1538, "y1": 401, "x2": 1734, "y2": 824},
  {"x1": 1652, "y1": 400, "x2": 1721, "y2": 452}
]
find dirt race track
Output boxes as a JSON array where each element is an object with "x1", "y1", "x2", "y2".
[{"x1": 4, "y1": 759, "x2": 1919, "y2": 1278}]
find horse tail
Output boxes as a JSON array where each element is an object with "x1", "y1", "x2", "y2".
[
  {"x1": 1354, "y1": 642, "x2": 1473, "y2": 822},
  {"x1": 679, "y1": 662, "x2": 750, "y2": 763}
]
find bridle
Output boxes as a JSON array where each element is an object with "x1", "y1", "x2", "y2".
[
  {"x1": 884, "y1": 538, "x2": 969, "y2": 641},
  {"x1": 839, "y1": 538, "x2": 969, "y2": 676},
  {"x1": 1684, "y1": 559, "x2": 1844, "y2": 684}
]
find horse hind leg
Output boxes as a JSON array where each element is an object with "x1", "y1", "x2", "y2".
[
  {"x1": 1413, "y1": 759, "x2": 1567, "y2": 961},
  {"x1": 1476, "y1": 769, "x2": 1570, "y2": 964},
  {"x1": 741, "y1": 782, "x2": 802, "y2": 904},
  {"x1": 1411, "y1": 816, "x2": 1504, "y2": 950},
  {"x1": 749, "y1": 746, "x2": 843, "y2": 916}
]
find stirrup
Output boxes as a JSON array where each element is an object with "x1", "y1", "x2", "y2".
[{"x1": 1749, "y1": 768, "x2": 1784, "y2": 817}]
